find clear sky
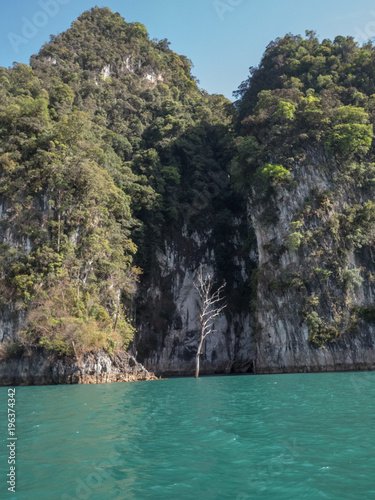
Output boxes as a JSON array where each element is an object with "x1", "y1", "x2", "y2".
[{"x1": 1, "y1": 0, "x2": 375, "y2": 100}]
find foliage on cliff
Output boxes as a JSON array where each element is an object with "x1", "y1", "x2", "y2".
[
  {"x1": 233, "y1": 31, "x2": 375, "y2": 347},
  {"x1": 233, "y1": 31, "x2": 375, "y2": 190},
  {"x1": 0, "y1": 7, "x2": 235, "y2": 356}
]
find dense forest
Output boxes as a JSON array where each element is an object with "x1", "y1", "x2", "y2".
[{"x1": 2, "y1": 7, "x2": 375, "y2": 371}]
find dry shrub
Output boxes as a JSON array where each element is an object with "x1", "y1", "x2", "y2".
[{"x1": 18, "y1": 283, "x2": 134, "y2": 357}]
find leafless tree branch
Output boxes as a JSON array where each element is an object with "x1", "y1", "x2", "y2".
[{"x1": 193, "y1": 265, "x2": 226, "y2": 378}]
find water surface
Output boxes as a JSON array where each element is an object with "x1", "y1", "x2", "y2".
[{"x1": 0, "y1": 372, "x2": 374, "y2": 499}]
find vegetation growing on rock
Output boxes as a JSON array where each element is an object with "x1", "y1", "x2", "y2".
[
  {"x1": 0, "y1": 7, "x2": 240, "y2": 357},
  {"x1": 233, "y1": 31, "x2": 375, "y2": 348}
]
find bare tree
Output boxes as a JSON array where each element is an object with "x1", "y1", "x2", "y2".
[{"x1": 193, "y1": 265, "x2": 226, "y2": 378}]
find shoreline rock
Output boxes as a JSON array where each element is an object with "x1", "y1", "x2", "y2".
[{"x1": 0, "y1": 348, "x2": 157, "y2": 386}]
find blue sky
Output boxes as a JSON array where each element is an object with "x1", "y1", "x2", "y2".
[{"x1": 1, "y1": 0, "x2": 375, "y2": 99}]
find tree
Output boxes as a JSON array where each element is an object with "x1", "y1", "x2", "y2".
[{"x1": 193, "y1": 266, "x2": 226, "y2": 378}]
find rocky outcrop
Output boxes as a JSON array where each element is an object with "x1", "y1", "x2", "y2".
[
  {"x1": 134, "y1": 224, "x2": 257, "y2": 377},
  {"x1": 97, "y1": 58, "x2": 164, "y2": 84},
  {"x1": 0, "y1": 348, "x2": 157, "y2": 386}
]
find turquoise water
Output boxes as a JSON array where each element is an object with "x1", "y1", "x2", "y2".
[{"x1": 0, "y1": 372, "x2": 375, "y2": 500}]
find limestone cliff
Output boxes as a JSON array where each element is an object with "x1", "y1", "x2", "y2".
[
  {"x1": 3, "y1": 16, "x2": 375, "y2": 381},
  {"x1": 251, "y1": 159, "x2": 375, "y2": 373},
  {"x1": 134, "y1": 221, "x2": 257, "y2": 376},
  {"x1": 231, "y1": 31, "x2": 375, "y2": 374}
]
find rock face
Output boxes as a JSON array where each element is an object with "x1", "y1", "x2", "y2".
[
  {"x1": 251, "y1": 159, "x2": 375, "y2": 373},
  {"x1": 0, "y1": 194, "x2": 48, "y2": 343},
  {"x1": 0, "y1": 349, "x2": 157, "y2": 386},
  {"x1": 134, "y1": 224, "x2": 257, "y2": 377},
  {"x1": 0, "y1": 306, "x2": 25, "y2": 344},
  {"x1": 97, "y1": 58, "x2": 164, "y2": 84}
]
